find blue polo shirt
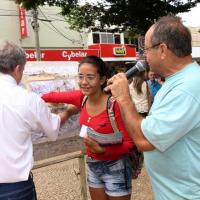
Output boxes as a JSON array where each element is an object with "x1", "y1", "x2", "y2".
[
  {"x1": 147, "y1": 80, "x2": 161, "y2": 98},
  {"x1": 141, "y1": 62, "x2": 200, "y2": 200}
]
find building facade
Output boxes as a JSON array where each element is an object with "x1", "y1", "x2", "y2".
[
  {"x1": 0, "y1": 0, "x2": 199, "y2": 60},
  {"x1": 0, "y1": 0, "x2": 88, "y2": 49}
]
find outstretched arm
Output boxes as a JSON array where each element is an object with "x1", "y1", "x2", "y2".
[
  {"x1": 42, "y1": 90, "x2": 84, "y2": 108},
  {"x1": 58, "y1": 104, "x2": 79, "y2": 125}
]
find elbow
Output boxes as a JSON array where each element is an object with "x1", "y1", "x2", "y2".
[
  {"x1": 134, "y1": 139, "x2": 155, "y2": 152},
  {"x1": 131, "y1": 126, "x2": 155, "y2": 152},
  {"x1": 41, "y1": 94, "x2": 47, "y2": 101},
  {"x1": 136, "y1": 144, "x2": 154, "y2": 152}
]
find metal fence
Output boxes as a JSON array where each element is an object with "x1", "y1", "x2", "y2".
[{"x1": 33, "y1": 151, "x2": 88, "y2": 200}]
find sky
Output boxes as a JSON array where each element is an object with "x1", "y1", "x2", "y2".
[{"x1": 178, "y1": 3, "x2": 200, "y2": 27}]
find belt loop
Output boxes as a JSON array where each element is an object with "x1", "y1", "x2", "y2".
[{"x1": 30, "y1": 171, "x2": 33, "y2": 179}]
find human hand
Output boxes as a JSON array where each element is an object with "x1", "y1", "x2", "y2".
[
  {"x1": 106, "y1": 73, "x2": 130, "y2": 100},
  {"x1": 58, "y1": 105, "x2": 79, "y2": 125},
  {"x1": 84, "y1": 136, "x2": 105, "y2": 154}
]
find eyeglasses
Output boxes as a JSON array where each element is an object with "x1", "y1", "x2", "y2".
[
  {"x1": 77, "y1": 74, "x2": 97, "y2": 82},
  {"x1": 143, "y1": 43, "x2": 161, "y2": 52}
]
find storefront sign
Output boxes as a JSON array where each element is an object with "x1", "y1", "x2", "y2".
[
  {"x1": 88, "y1": 44, "x2": 136, "y2": 61},
  {"x1": 26, "y1": 44, "x2": 136, "y2": 62},
  {"x1": 25, "y1": 49, "x2": 99, "y2": 61},
  {"x1": 18, "y1": 5, "x2": 28, "y2": 38},
  {"x1": 113, "y1": 47, "x2": 126, "y2": 56}
]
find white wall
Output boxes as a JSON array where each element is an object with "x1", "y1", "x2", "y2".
[
  {"x1": 24, "y1": 61, "x2": 79, "y2": 75},
  {"x1": 0, "y1": 0, "x2": 88, "y2": 48},
  {"x1": 192, "y1": 47, "x2": 200, "y2": 58}
]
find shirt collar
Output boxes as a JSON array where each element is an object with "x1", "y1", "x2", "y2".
[{"x1": 0, "y1": 73, "x2": 17, "y2": 85}]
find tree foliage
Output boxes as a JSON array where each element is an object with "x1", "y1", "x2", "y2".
[
  {"x1": 99, "y1": 0, "x2": 200, "y2": 34},
  {"x1": 15, "y1": 0, "x2": 78, "y2": 10},
  {"x1": 63, "y1": 3, "x2": 101, "y2": 32},
  {"x1": 16, "y1": 0, "x2": 200, "y2": 34}
]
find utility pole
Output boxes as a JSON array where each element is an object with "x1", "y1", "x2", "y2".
[
  {"x1": 137, "y1": 35, "x2": 145, "y2": 59},
  {"x1": 31, "y1": 9, "x2": 41, "y2": 61}
]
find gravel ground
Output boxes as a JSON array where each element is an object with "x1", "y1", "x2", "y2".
[{"x1": 33, "y1": 155, "x2": 153, "y2": 200}]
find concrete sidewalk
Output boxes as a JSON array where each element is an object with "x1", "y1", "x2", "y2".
[{"x1": 33, "y1": 158, "x2": 153, "y2": 200}]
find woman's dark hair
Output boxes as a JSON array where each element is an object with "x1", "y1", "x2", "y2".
[
  {"x1": 132, "y1": 63, "x2": 149, "y2": 94},
  {"x1": 132, "y1": 71, "x2": 146, "y2": 94},
  {"x1": 78, "y1": 56, "x2": 109, "y2": 89}
]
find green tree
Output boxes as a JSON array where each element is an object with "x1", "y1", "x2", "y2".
[
  {"x1": 16, "y1": 0, "x2": 200, "y2": 34},
  {"x1": 63, "y1": 3, "x2": 102, "y2": 32},
  {"x1": 15, "y1": 0, "x2": 78, "y2": 10}
]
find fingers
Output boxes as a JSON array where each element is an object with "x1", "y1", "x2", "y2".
[
  {"x1": 84, "y1": 137, "x2": 104, "y2": 153},
  {"x1": 105, "y1": 73, "x2": 128, "y2": 95},
  {"x1": 107, "y1": 76, "x2": 114, "y2": 86},
  {"x1": 84, "y1": 136, "x2": 97, "y2": 145},
  {"x1": 107, "y1": 73, "x2": 126, "y2": 84}
]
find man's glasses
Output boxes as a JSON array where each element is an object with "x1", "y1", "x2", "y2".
[
  {"x1": 77, "y1": 74, "x2": 97, "y2": 82},
  {"x1": 143, "y1": 43, "x2": 161, "y2": 52}
]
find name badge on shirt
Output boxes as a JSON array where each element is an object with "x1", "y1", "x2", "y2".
[{"x1": 79, "y1": 125, "x2": 88, "y2": 138}]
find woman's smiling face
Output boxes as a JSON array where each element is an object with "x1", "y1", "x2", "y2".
[{"x1": 78, "y1": 63, "x2": 105, "y2": 96}]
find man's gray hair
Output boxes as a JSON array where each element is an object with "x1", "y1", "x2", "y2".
[
  {"x1": 0, "y1": 41, "x2": 26, "y2": 74},
  {"x1": 152, "y1": 15, "x2": 192, "y2": 57}
]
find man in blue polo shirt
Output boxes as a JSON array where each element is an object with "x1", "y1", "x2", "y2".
[
  {"x1": 147, "y1": 71, "x2": 161, "y2": 99},
  {"x1": 108, "y1": 15, "x2": 200, "y2": 200}
]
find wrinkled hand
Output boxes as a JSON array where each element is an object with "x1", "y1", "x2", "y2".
[
  {"x1": 107, "y1": 73, "x2": 130, "y2": 100},
  {"x1": 59, "y1": 105, "x2": 79, "y2": 125},
  {"x1": 84, "y1": 137, "x2": 105, "y2": 154}
]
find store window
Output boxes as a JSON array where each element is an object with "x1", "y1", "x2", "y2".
[
  {"x1": 92, "y1": 32, "x2": 121, "y2": 44},
  {"x1": 93, "y1": 33, "x2": 100, "y2": 43},
  {"x1": 114, "y1": 34, "x2": 121, "y2": 44}
]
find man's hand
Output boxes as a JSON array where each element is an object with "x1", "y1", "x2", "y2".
[
  {"x1": 107, "y1": 73, "x2": 155, "y2": 151},
  {"x1": 107, "y1": 73, "x2": 130, "y2": 100}
]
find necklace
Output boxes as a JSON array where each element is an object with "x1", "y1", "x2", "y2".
[{"x1": 87, "y1": 116, "x2": 92, "y2": 123}]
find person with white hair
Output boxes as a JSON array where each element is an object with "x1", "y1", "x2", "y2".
[{"x1": 0, "y1": 41, "x2": 70, "y2": 200}]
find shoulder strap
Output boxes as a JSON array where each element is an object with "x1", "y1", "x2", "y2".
[
  {"x1": 107, "y1": 95, "x2": 120, "y2": 132},
  {"x1": 82, "y1": 95, "x2": 119, "y2": 132},
  {"x1": 81, "y1": 95, "x2": 88, "y2": 109},
  {"x1": 146, "y1": 82, "x2": 152, "y2": 111}
]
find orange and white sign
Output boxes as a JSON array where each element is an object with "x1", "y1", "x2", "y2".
[
  {"x1": 18, "y1": 5, "x2": 28, "y2": 39},
  {"x1": 25, "y1": 49, "x2": 99, "y2": 61},
  {"x1": 88, "y1": 44, "x2": 137, "y2": 61},
  {"x1": 113, "y1": 46, "x2": 126, "y2": 56},
  {"x1": 25, "y1": 44, "x2": 137, "y2": 61}
]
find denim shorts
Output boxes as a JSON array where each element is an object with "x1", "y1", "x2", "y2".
[
  {"x1": 0, "y1": 173, "x2": 37, "y2": 200},
  {"x1": 86, "y1": 155, "x2": 133, "y2": 197}
]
